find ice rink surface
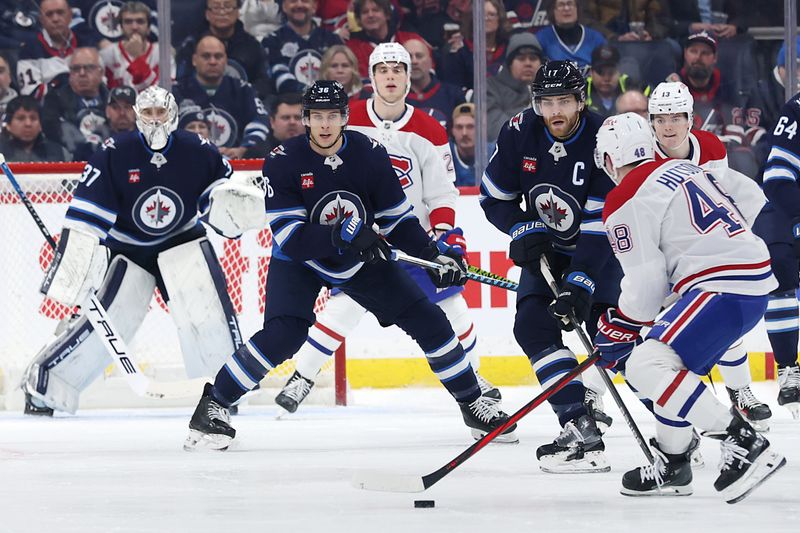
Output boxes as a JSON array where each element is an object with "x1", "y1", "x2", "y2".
[{"x1": 1, "y1": 382, "x2": 798, "y2": 533}]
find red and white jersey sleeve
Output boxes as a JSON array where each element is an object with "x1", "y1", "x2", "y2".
[
  {"x1": 100, "y1": 42, "x2": 172, "y2": 91},
  {"x1": 348, "y1": 100, "x2": 457, "y2": 232},
  {"x1": 603, "y1": 159, "x2": 776, "y2": 323},
  {"x1": 654, "y1": 129, "x2": 766, "y2": 225}
]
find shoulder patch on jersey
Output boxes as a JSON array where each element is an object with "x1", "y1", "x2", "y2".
[
  {"x1": 508, "y1": 111, "x2": 524, "y2": 131},
  {"x1": 102, "y1": 137, "x2": 116, "y2": 151},
  {"x1": 269, "y1": 145, "x2": 287, "y2": 158}
]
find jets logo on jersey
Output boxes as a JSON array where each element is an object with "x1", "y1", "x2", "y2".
[
  {"x1": 270, "y1": 145, "x2": 287, "y2": 158},
  {"x1": 204, "y1": 108, "x2": 239, "y2": 147},
  {"x1": 132, "y1": 187, "x2": 185, "y2": 236},
  {"x1": 301, "y1": 172, "x2": 315, "y2": 189},
  {"x1": 309, "y1": 190, "x2": 367, "y2": 226},
  {"x1": 509, "y1": 112, "x2": 524, "y2": 131},
  {"x1": 290, "y1": 50, "x2": 323, "y2": 87},
  {"x1": 89, "y1": 0, "x2": 123, "y2": 40},
  {"x1": 102, "y1": 138, "x2": 117, "y2": 151},
  {"x1": 77, "y1": 109, "x2": 107, "y2": 146},
  {"x1": 522, "y1": 156, "x2": 538, "y2": 174},
  {"x1": 281, "y1": 42, "x2": 300, "y2": 58},
  {"x1": 389, "y1": 154, "x2": 414, "y2": 188},
  {"x1": 128, "y1": 169, "x2": 141, "y2": 183},
  {"x1": 528, "y1": 184, "x2": 581, "y2": 240}
]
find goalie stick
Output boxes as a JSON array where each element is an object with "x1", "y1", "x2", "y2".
[
  {"x1": 352, "y1": 351, "x2": 600, "y2": 492},
  {"x1": 539, "y1": 255, "x2": 654, "y2": 464},
  {"x1": 391, "y1": 250, "x2": 519, "y2": 291},
  {"x1": 0, "y1": 155, "x2": 205, "y2": 400}
]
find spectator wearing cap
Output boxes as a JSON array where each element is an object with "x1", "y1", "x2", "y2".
[
  {"x1": 179, "y1": 106, "x2": 213, "y2": 139},
  {"x1": 41, "y1": 47, "x2": 109, "y2": 153},
  {"x1": 176, "y1": 0, "x2": 270, "y2": 99},
  {"x1": 486, "y1": 32, "x2": 544, "y2": 140},
  {"x1": 72, "y1": 85, "x2": 137, "y2": 161},
  {"x1": 0, "y1": 95, "x2": 70, "y2": 162},
  {"x1": 583, "y1": 0, "x2": 671, "y2": 41},
  {"x1": 0, "y1": 54, "x2": 18, "y2": 118},
  {"x1": 172, "y1": 35, "x2": 270, "y2": 159},
  {"x1": 665, "y1": 0, "x2": 746, "y2": 40},
  {"x1": 615, "y1": 89, "x2": 650, "y2": 118},
  {"x1": 668, "y1": 30, "x2": 764, "y2": 174},
  {"x1": 534, "y1": 0, "x2": 606, "y2": 70},
  {"x1": 441, "y1": 0, "x2": 510, "y2": 90},
  {"x1": 449, "y1": 103, "x2": 477, "y2": 186},
  {"x1": 757, "y1": 37, "x2": 800, "y2": 137},
  {"x1": 100, "y1": 1, "x2": 174, "y2": 92},
  {"x1": 243, "y1": 92, "x2": 305, "y2": 158},
  {"x1": 346, "y1": 0, "x2": 428, "y2": 78},
  {"x1": 405, "y1": 38, "x2": 467, "y2": 129},
  {"x1": 586, "y1": 44, "x2": 646, "y2": 118},
  {"x1": 261, "y1": 0, "x2": 342, "y2": 94}
]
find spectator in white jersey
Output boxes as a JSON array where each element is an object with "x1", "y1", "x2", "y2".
[{"x1": 0, "y1": 54, "x2": 19, "y2": 118}]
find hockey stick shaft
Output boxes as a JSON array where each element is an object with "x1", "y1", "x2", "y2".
[
  {"x1": 391, "y1": 250, "x2": 519, "y2": 291},
  {"x1": 0, "y1": 157, "x2": 203, "y2": 400},
  {"x1": 539, "y1": 255, "x2": 654, "y2": 463},
  {"x1": 353, "y1": 352, "x2": 600, "y2": 492}
]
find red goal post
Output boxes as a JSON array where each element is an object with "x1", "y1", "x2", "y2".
[{"x1": 0, "y1": 159, "x2": 347, "y2": 409}]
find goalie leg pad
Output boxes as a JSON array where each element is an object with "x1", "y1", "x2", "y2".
[
  {"x1": 40, "y1": 227, "x2": 107, "y2": 307},
  {"x1": 158, "y1": 238, "x2": 242, "y2": 378},
  {"x1": 21, "y1": 256, "x2": 156, "y2": 413}
]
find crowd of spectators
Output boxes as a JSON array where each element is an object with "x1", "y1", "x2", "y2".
[{"x1": 0, "y1": 0, "x2": 796, "y2": 185}]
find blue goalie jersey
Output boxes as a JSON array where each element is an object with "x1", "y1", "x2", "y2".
[
  {"x1": 64, "y1": 130, "x2": 232, "y2": 252},
  {"x1": 264, "y1": 130, "x2": 431, "y2": 284},
  {"x1": 480, "y1": 108, "x2": 615, "y2": 274}
]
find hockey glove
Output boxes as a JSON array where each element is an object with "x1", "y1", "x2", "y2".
[
  {"x1": 420, "y1": 239, "x2": 468, "y2": 288},
  {"x1": 548, "y1": 270, "x2": 595, "y2": 331},
  {"x1": 436, "y1": 227, "x2": 468, "y2": 255},
  {"x1": 792, "y1": 217, "x2": 800, "y2": 257},
  {"x1": 331, "y1": 215, "x2": 391, "y2": 263},
  {"x1": 593, "y1": 309, "x2": 644, "y2": 369},
  {"x1": 508, "y1": 220, "x2": 550, "y2": 270}
]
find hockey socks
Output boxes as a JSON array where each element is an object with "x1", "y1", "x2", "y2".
[
  {"x1": 529, "y1": 346, "x2": 587, "y2": 425},
  {"x1": 765, "y1": 291, "x2": 799, "y2": 367},
  {"x1": 425, "y1": 335, "x2": 481, "y2": 403},
  {"x1": 214, "y1": 342, "x2": 275, "y2": 406}
]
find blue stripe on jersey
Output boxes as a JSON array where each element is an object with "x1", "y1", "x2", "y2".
[
  {"x1": 69, "y1": 197, "x2": 117, "y2": 223},
  {"x1": 480, "y1": 172, "x2": 519, "y2": 201},
  {"x1": 768, "y1": 146, "x2": 800, "y2": 170}
]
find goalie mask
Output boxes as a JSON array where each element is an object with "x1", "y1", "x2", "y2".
[
  {"x1": 368, "y1": 42, "x2": 411, "y2": 107},
  {"x1": 134, "y1": 86, "x2": 179, "y2": 150},
  {"x1": 594, "y1": 112, "x2": 654, "y2": 183}
]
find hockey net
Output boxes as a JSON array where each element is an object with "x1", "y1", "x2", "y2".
[{"x1": 0, "y1": 160, "x2": 346, "y2": 410}]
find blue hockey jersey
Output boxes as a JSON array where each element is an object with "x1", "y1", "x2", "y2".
[
  {"x1": 64, "y1": 130, "x2": 232, "y2": 252},
  {"x1": 261, "y1": 24, "x2": 342, "y2": 94},
  {"x1": 480, "y1": 108, "x2": 615, "y2": 275},
  {"x1": 761, "y1": 91, "x2": 800, "y2": 221},
  {"x1": 264, "y1": 130, "x2": 432, "y2": 284}
]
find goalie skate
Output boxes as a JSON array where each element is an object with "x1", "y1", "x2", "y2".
[
  {"x1": 727, "y1": 386, "x2": 771, "y2": 432},
  {"x1": 184, "y1": 383, "x2": 236, "y2": 451},
  {"x1": 23, "y1": 393, "x2": 54, "y2": 417},
  {"x1": 777, "y1": 364, "x2": 800, "y2": 419},
  {"x1": 705, "y1": 415, "x2": 786, "y2": 504},
  {"x1": 536, "y1": 415, "x2": 610, "y2": 473},
  {"x1": 621, "y1": 438, "x2": 693, "y2": 497},
  {"x1": 459, "y1": 395, "x2": 518, "y2": 443},
  {"x1": 275, "y1": 371, "x2": 315, "y2": 416}
]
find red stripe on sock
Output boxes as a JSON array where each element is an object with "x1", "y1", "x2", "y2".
[
  {"x1": 458, "y1": 324, "x2": 474, "y2": 342},
  {"x1": 315, "y1": 322, "x2": 345, "y2": 343},
  {"x1": 657, "y1": 369, "x2": 689, "y2": 407}
]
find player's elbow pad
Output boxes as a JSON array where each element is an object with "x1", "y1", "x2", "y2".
[
  {"x1": 40, "y1": 228, "x2": 108, "y2": 307},
  {"x1": 207, "y1": 176, "x2": 267, "y2": 238}
]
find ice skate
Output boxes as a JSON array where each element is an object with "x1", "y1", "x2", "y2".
[
  {"x1": 688, "y1": 429, "x2": 704, "y2": 469},
  {"x1": 184, "y1": 383, "x2": 236, "y2": 451},
  {"x1": 459, "y1": 395, "x2": 518, "y2": 443},
  {"x1": 621, "y1": 438, "x2": 693, "y2": 497},
  {"x1": 727, "y1": 385, "x2": 771, "y2": 432},
  {"x1": 275, "y1": 371, "x2": 315, "y2": 415},
  {"x1": 23, "y1": 393, "x2": 53, "y2": 417},
  {"x1": 777, "y1": 364, "x2": 800, "y2": 419},
  {"x1": 536, "y1": 414, "x2": 610, "y2": 473},
  {"x1": 476, "y1": 372, "x2": 501, "y2": 401},
  {"x1": 705, "y1": 415, "x2": 786, "y2": 504},
  {"x1": 584, "y1": 387, "x2": 612, "y2": 434}
]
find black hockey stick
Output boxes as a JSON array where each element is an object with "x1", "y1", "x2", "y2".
[
  {"x1": 539, "y1": 255, "x2": 654, "y2": 464},
  {"x1": 0, "y1": 156, "x2": 205, "y2": 400},
  {"x1": 391, "y1": 250, "x2": 519, "y2": 291},
  {"x1": 352, "y1": 352, "x2": 600, "y2": 492}
]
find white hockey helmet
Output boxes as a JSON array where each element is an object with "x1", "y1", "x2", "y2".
[
  {"x1": 368, "y1": 42, "x2": 412, "y2": 105},
  {"x1": 134, "y1": 85, "x2": 179, "y2": 150},
  {"x1": 648, "y1": 81, "x2": 694, "y2": 122},
  {"x1": 594, "y1": 112, "x2": 654, "y2": 183}
]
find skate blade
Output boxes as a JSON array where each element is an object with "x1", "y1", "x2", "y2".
[
  {"x1": 749, "y1": 419, "x2": 770, "y2": 433},
  {"x1": 275, "y1": 408, "x2": 294, "y2": 420},
  {"x1": 620, "y1": 483, "x2": 693, "y2": 497},
  {"x1": 539, "y1": 451, "x2": 611, "y2": 474},
  {"x1": 783, "y1": 403, "x2": 800, "y2": 420},
  {"x1": 691, "y1": 450, "x2": 705, "y2": 469},
  {"x1": 471, "y1": 428, "x2": 519, "y2": 444},
  {"x1": 721, "y1": 448, "x2": 787, "y2": 504},
  {"x1": 183, "y1": 429, "x2": 232, "y2": 452}
]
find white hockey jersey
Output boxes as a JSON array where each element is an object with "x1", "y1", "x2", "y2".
[
  {"x1": 654, "y1": 129, "x2": 766, "y2": 225},
  {"x1": 100, "y1": 41, "x2": 173, "y2": 92},
  {"x1": 603, "y1": 158, "x2": 777, "y2": 323},
  {"x1": 347, "y1": 99, "x2": 457, "y2": 232}
]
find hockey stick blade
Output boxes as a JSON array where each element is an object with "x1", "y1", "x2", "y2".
[
  {"x1": 352, "y1": 353, "x2": 599, "y2": 493},
  {"x1": 391, "y1": 250, "x2": 519, "y2": 291}
]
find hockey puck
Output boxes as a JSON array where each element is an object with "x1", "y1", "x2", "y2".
[{"x1": 414, "y1": 500, "x2": 435, "y2": 508}]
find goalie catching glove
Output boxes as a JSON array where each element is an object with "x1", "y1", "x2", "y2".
[
  {"x1": 332, "y1": 215, "x2": 391, "y2": 263},
  {"x1": 207, "y1": 174, "x2": 267, "y2": 238},
  {"x1": 40, "y1": 228, "x2": 107, "y2": 307}
]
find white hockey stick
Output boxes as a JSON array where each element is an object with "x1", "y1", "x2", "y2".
[{"x1": 1, "y1": 155, "x2": 205, "y2": 400}]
